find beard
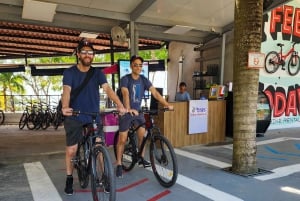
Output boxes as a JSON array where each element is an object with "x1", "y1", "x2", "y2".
[{"x1": 79, "y1": 57, "x2": 93, "y2": 66}]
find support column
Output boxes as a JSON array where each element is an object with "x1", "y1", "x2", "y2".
[
  {"x1": 129, "y1": 21, "x2": 139, "y2": 56},
  {"x1": 220, "y1": 33, "x2": 226, "y2": 84}
]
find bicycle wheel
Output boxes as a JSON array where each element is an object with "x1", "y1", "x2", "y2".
[
  {"x1": 19, "y1": 113, "x2": 27, "y2": 129},
  {"x1": 34, "y1": 113, "x2": 43, "y2": 130},
  {"x1": 76, "y1": 139, "x2": 89, "y2": 189},
  {"x1": 52, "y1": 110, "x2": 63, "y2": 130},
  {"x1": 150, "y1": 135, "x2": 178, "y2": 187},
  {"x1": 26, "y1": 113, "x2": 36, "y2": 130},
  {"x1": 41, "y1": 113, "x2": 52, "y2": 130},
  {"x1": 113, "y1": 131, "x2": 137, "y2": 171},
  {"x1": 288, "y1": 55, "x2": 300, "y2": 76},
  {"x1": 265, "y1": 51, "x2": 280, "y2": 73},
  {"x1": 0, "y1": 110, "x2": 4, "y2": 125},
  {"x1": 91, "y1": 146, "x2": 116, "y2": 201}
]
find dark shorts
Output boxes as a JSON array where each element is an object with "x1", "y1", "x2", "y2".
[
  {"x1": 64, "y1": 117, "x2": 83, "y2": 146},
  {"x1": 119, "y1": 113, "x2": 145, "y2": 132}
]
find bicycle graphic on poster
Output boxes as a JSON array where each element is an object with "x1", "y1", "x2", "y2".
[{"x1": 264, "y1": 42, "x2": 300, "y2": 76}]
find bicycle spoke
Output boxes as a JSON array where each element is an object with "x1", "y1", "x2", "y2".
[
  {"x1": 264, "y1": 51, "x2": 280, "y2": 73},
  {"x1": 76, "y1": 141, "x2": 89, "y2": 189},
  {"x1": 91, "y1": 146, "x2": 115, "y2": 201},
  {"x1": 113, "y1": 131, "x2": 136, "y2": 171},
  {"x1": 150, "y1": 135, "x2": 178, "y2": 187}
]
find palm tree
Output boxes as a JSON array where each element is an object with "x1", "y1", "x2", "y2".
[
  {"x1": 0, "y1": 72, "x2": 26, "y2": 111},
  {"x1": 231, "y1": 0, "x2": 263, "y2": 174}
]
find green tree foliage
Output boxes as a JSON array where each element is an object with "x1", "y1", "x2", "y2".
[{"x1": 0, "y1": 72, "x2": 26, "y2": 111}]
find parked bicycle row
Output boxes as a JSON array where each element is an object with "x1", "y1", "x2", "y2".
[{"x1": 18, "y1": 101, "x2": 64, "y2": 130}]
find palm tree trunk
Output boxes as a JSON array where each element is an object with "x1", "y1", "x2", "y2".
[{"x1": 232, "y1": 0, "x2": 263, "y2": 174}]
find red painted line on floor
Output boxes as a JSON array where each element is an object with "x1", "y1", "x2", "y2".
[
  {"x1": 147, "y1": 190, "x2": 171, "y2": 201},
  {"x1": 118, "y1": 178, "x2": 149, "y2": 192},
  {"x1": 75, "y1": 178, "x2": 149, "y2": 193},
  {"x1": 75, "y1": 189, "x2": 90, "y2": 193}
]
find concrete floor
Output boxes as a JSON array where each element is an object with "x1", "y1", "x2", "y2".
[{"x1": 1, "y1": 125, "x2": 300, "y2": 201}]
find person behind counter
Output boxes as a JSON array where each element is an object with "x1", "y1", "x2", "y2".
[{"x1": 175, "y1": 82, "x2": 191, "y2": 101}]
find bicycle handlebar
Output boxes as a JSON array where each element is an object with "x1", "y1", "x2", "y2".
[
  {"x1": 72, "y1": 110, "x2": 120, "y2": 117},
  {"x1": 139, "y1": 107, "x2": 174, "y2": 115}
]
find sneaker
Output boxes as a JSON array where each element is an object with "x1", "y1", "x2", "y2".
[
  {"x1": 64, "y1": 176, "x2": 73, "y2": 195},
  {"x1": 116, "y1": 165, "x2": 123, "y2": 178},
  {"x1": 138, "y1": 158, "x2": 151, "y2": 168}
]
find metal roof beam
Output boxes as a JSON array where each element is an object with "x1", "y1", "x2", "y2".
[{"x1": 130, "y1": 0, "x2": 156, "y2": 21}]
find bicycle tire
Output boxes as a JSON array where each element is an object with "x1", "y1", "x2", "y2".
[
  {"x1": 19, "y1": 113, "x2": 27, "y2": 129},
  {"x1": 113, "y1": 131, "x2": 137, "y2": 171},
  {"x1": 288, "y1": 55, "x2": 300, "y2": 76},
  {"x1": 26, "y1": 113, "x2": 36, "y2": 130},
  {"x1": 41, "y1": 112, "x2": 52, "y2": 130},
  {"x1": 265, "y1": 51, "x2": 280, "y2": 73},
  {"x1": 150, "y1": 134, "x2": 178, "y2": 187},
  {"x1": 34, "y1": 113, "x2": 43, "y2": 130},
  {"x1": 76, "y1": 140, "x2": 89, "y2": 189},
  {"x1": 0, "y1": 110, "x2": 4, "y2": 125},
  {"x1": 52, "y1": 111, "x2": 63, "y2": 130},
  {"x1": 91, "y1": 145, "x2": 116, "y2": 201}
]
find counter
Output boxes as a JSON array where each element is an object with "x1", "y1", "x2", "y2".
[{"x1": 156, "y1": 100, "x2": 226, "y2": 148}]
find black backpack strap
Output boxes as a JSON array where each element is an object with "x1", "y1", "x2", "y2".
[{"x1": 70, "y1": 67, "x2": 95, "y2": 102}]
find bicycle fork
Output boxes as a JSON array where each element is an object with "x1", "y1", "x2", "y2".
[{"x1": 152, "y1": 137, "x2": 168, "y2": 166}]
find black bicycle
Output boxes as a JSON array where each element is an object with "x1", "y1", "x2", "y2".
[
  {"x1": 71, "y1": 110, "x2": 116, "y2": 201},
  {"x1": 0, "y1": 110, "x2": 4, "y2": 125},
  {"x1": 52, "y1": 102, "x2": 64, "y2": 130},
  {"x1": 18, "y1": 103, "x2": 35, "y2": 130},
  {"x1": 113, "y1": 108, "x2": 178, "y2": 187}
]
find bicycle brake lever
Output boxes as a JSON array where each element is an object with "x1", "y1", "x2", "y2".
[{"x1": 72, "y1": 110, "x2": 80, "y2": 116}]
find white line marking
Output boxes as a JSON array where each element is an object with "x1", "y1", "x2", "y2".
[
  {"x1": 177, "y1": 174, "x2": 243, "y2": 201},
  {"x1": 145, "y1": 161, "x2": 243, "y2": 201},
  {"x1": 222, "y1": 137, "x2": 300, "y2": 149},
  {"x1": 175, "y1": 148, "x2": 231, "y2": 168},
  {"x1": 254, "y1": 164, "x2": 300, "y2": 181},
  {"x1": 24, "y1": 162, "x2": 62, "y2": 201},
  {"x1": 176, "y1": 138, "x2": 300, "y2": 181}
]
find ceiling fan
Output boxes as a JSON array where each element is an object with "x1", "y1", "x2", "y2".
[{"x1": 110, "y1": 26, "x2": 128, "y2": 44}]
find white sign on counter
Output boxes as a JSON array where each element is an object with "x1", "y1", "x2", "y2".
[{"x1": 188, "y1": 100, "x2": 208, "y2": 134}]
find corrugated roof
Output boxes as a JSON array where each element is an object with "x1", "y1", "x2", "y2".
[{"x1": 0, "y1": 21, "x2": 163, "y2": 60}]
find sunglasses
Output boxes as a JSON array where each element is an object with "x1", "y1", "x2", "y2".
[
  {"x1": 80, "y1": 50, "x2": 94, "y2": 55},
  {"x1": 133, "y1": 63, "x2": 143, "y2": 67}
]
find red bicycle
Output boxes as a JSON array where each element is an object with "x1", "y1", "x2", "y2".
[{"x1": 264, "y1": 42, "x2": 300, "y2": 76}]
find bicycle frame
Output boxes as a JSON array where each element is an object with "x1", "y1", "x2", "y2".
[
  {"x1": 77, "y1": 113, "x2": 105, "y2": 168},
  {"x1": 72, "y1": 110, "x2": 117, "y2": 201},
  {"x1": 135, "y1": 113, "x2": 160, "y2": 157},
  {"x1": 278, "y1": 45, "x2": 295, "y2": 63},
  {"x1": 265, "y1": 42, "x2": 300, "y2": 76},
  {"x1": 114, "y1": 108, "x2": 178, "y2": 187}
]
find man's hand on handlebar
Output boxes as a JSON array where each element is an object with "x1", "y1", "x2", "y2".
[
  {"x1": 128, "y1": 109, "x2": 139, "y2": 116},
  {"x1": 62, "y1": 107, "x2": 73, "y2": 116},
  {"x1": 165, "y1": 105, "x2": 174, "y2": 111},
  {"x1": 116, "y1": 105, "x2": 127, "y2": 115}
]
